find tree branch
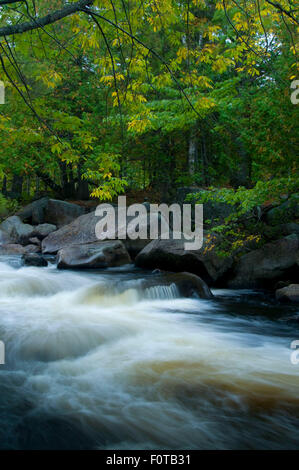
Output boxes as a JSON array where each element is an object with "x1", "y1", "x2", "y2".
[
  {"x1": 0, "y1": 0, "x2": 94, "y2": 37},
  {"x1": 265, "y1": 0, "x2": 299, "y2": 25},
  {"x1": 0, "y1": 1, "x2": 25, "y2": 5},
  {"x1": 83, "y1": 6, "x2": 203, "y2": 120}
]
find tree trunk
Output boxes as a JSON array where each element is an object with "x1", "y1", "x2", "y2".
[
  {"x1": 77, "y1": 164, "x2": 89, "y2": 200},
  {"x1": 2, "y1": 175, "x2": 7, "y2": 195},
  {"x1": 59, "y1": 161, "x2": 76, "y2": 198},
  {"x1": 34, "y1": 177, "x2": 40, "y2": 197},
  {"x1": 231, "y1": 134, "x2": 252, "y2": 188},
  {"x1": 188, "y1": 126, "x2": 198, "y2": 177},
  {"x1": 10, "y1": 175, "x2": 23, "y2": 199},
  {"x1": 200, "y1": 130, "x2": 208, "y2": 185}
]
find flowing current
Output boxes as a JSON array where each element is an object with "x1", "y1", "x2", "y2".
[{"x1": 0, "y1": 257, "x2": 298, "y2": 450}]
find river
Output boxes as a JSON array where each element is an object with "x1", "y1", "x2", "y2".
[{"x1": 0, "y1": 256, "x2": 298, "y2": 450}]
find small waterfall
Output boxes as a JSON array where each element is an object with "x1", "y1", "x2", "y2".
[
  {"x1": 75, "y1": 279, "x2": 180, "y2": 305},
  {"x1": 143, "y1": 283, "x2": 179, "y2": 300}
]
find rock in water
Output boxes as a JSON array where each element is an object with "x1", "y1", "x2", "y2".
[
  {"x1": 57, "y1": 241, "x2": 131, "y2": 269},
  {"x1": 276, "y1": 284, "x2": 299, "y2": 303},
  {"x1": 142, "y1": 271, "x2": 213, "y2": 299},
  {"x1": 0, "y1": 243, "x2": 26, "y2": 255},
  {"x1": 0, "y1": 216, "x2": 35, "y2": 244},
  {"x1": 24, "y1": 244, "x2": 41, "y2": 254},
  {"x1": 228, "y1": 235, "x2": 299, "y2": 288},
  {"x1": 135, "y1": 234, "x2": 233, "y2": 284},
  {"x1": 22, "y1": 254, "x2": 48, "y2": 267}
]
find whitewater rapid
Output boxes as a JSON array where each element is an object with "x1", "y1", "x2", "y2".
[{"x1": 0, "y1": 258, "x2": 298, "y2": 449}]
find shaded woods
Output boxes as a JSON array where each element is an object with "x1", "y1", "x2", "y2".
[{"x1": 0, "y1": 0, "x2": 297, "y2": 203}]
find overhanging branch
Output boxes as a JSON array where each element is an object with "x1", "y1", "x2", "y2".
[{"x1": 0, "y1": 0, "x2": 94, "y2": 37}]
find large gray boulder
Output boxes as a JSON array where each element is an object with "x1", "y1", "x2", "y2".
[
  {"x1": 0, "y1": 242, "x2": 42, "y2": 255},
  {"x1": 42, "y1": 208, "x2": 169, "y2": 256},
  {"x1": 24, "y1": 244, "x2": 41, "y2": 254},
  {"x1": 42, "y1": 211, "x2": 100, "y2": 254},
  {"x1": 0, "y1": 216, "x2": 35, "y2": 244},
  {"x1": 228, "y1": 234, "x2": 299, "y2": 288},
  {"x1": 135, "y1": 233, "x2": 233, "y2": 284},
  {"x1": 33, "y1": 223, "x2": 57, "y2": 240},
  {"x1": 276, "y1": 284, "x2": 299, "y2": 303},
  {"x1": 0, "y1": 214, "x2": 57, "y2": 246},
  {"x1": 46, "y1": 199, "x2": 85, "y2": 227},
  {"x1": 57, "y1": 240, "x2": 131, "y2": 269},
  {"x1": 16, "y1": 197, "x2": 85, "y2": 227},
  {"x1": 16, "y1": 197, "x2": 49, "y2": 225},
  {"x1": 0, "y1": 228, "x2": 11, "y2": 244},
  {"x1": 121, "y1": 211, "x2": 167, "y2": 257},
  {"x1": 0, "y1": 243, "x2": 26, "y2": 254}
]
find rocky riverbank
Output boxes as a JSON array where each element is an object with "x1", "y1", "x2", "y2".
[{"x1": 0, "y1": 195, "x2": 298, "y2": 303}]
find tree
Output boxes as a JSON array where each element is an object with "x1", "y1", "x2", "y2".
[{"x1": 0, "y1": 0, "x2": 297, "y2": 201}]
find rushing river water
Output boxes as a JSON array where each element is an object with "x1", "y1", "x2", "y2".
[{"x1": 0, "y1": 256, "x2": 298, "y2": 450}]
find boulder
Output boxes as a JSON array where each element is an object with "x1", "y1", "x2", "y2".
[
  {"x1": 45, "y1": 199, "x2": 85, "y2": 227},
  {"x1": 57, "y1": 240, "x2": 131, "y2": 269},
  {"x1": 16, "y1": 197, "x2": 85, "y2": 227},
  {"x1": 265, "y1": 195, "x2": 299, "y2": 226},
  {"x1": 228, "y1": 234, "x2": 299, "y2": 288},
  {"x1": 0, "y1": 228, "x2": 11, "y2": 244},
  {"x1": 0, "y1": 216, "x2": 35, "y2": 244},
  {"x1": 22, "y1": 253, "x2": 48, "y2": 267},
  {"x1": 278, "y1": 223, "x2": 299, "y2": 236},
  {"x1": 176, "y1": 187, "x2": 235, "y2": 227},
  {"x1": 275, "y1": 284, "x2": 299, "y2": 303},
  {"x1": 28, "y1": 237, "x2": 41, "y2": 247},
  {"x1": 135, "y1": 233, "x2": 233, "y2": 284},
  {"x1": 24, "y1": 244, "x2": 41, "y2": 254},
  {"x1": 16, "y1": 197, "x2": 49, "y2": 225},
  {"x1": 121, "y1": 212, "x2": 167, "y2": 257},
  {"x1": 42, "y1": 211, "x2": 100, "y2": 254},
  {"x1": 274, "y1": 280, "x2": 291, "y2": 290},
  {"x1": 33, "y1": 223, "x2": 57, "y2": 239},
  {"x1": 262, "y1": 223, "x2": 299, "y2": 242},
  {"x1": 0, "y1": 243, "x2": 26, "y2": 255},
  {"x1": 142, "y1": 271, "x2": 213, "y2": 299},
  {"x1": 42, "y1": 208, "x2": 169, "y2": 256}
]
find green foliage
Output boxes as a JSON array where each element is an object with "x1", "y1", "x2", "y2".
[
  {"x1": 188, "y1": 177, "x2": 299, "y2": 217},
  {"x1": 187, "y1": 177, "x2": 299, "y2": 256},
  {"x1": 0, "y1": 193, "x2": 19, "y2": 221},
  {"x1": 0, "y1": 0, "x2": 297, "y2": 202}
]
